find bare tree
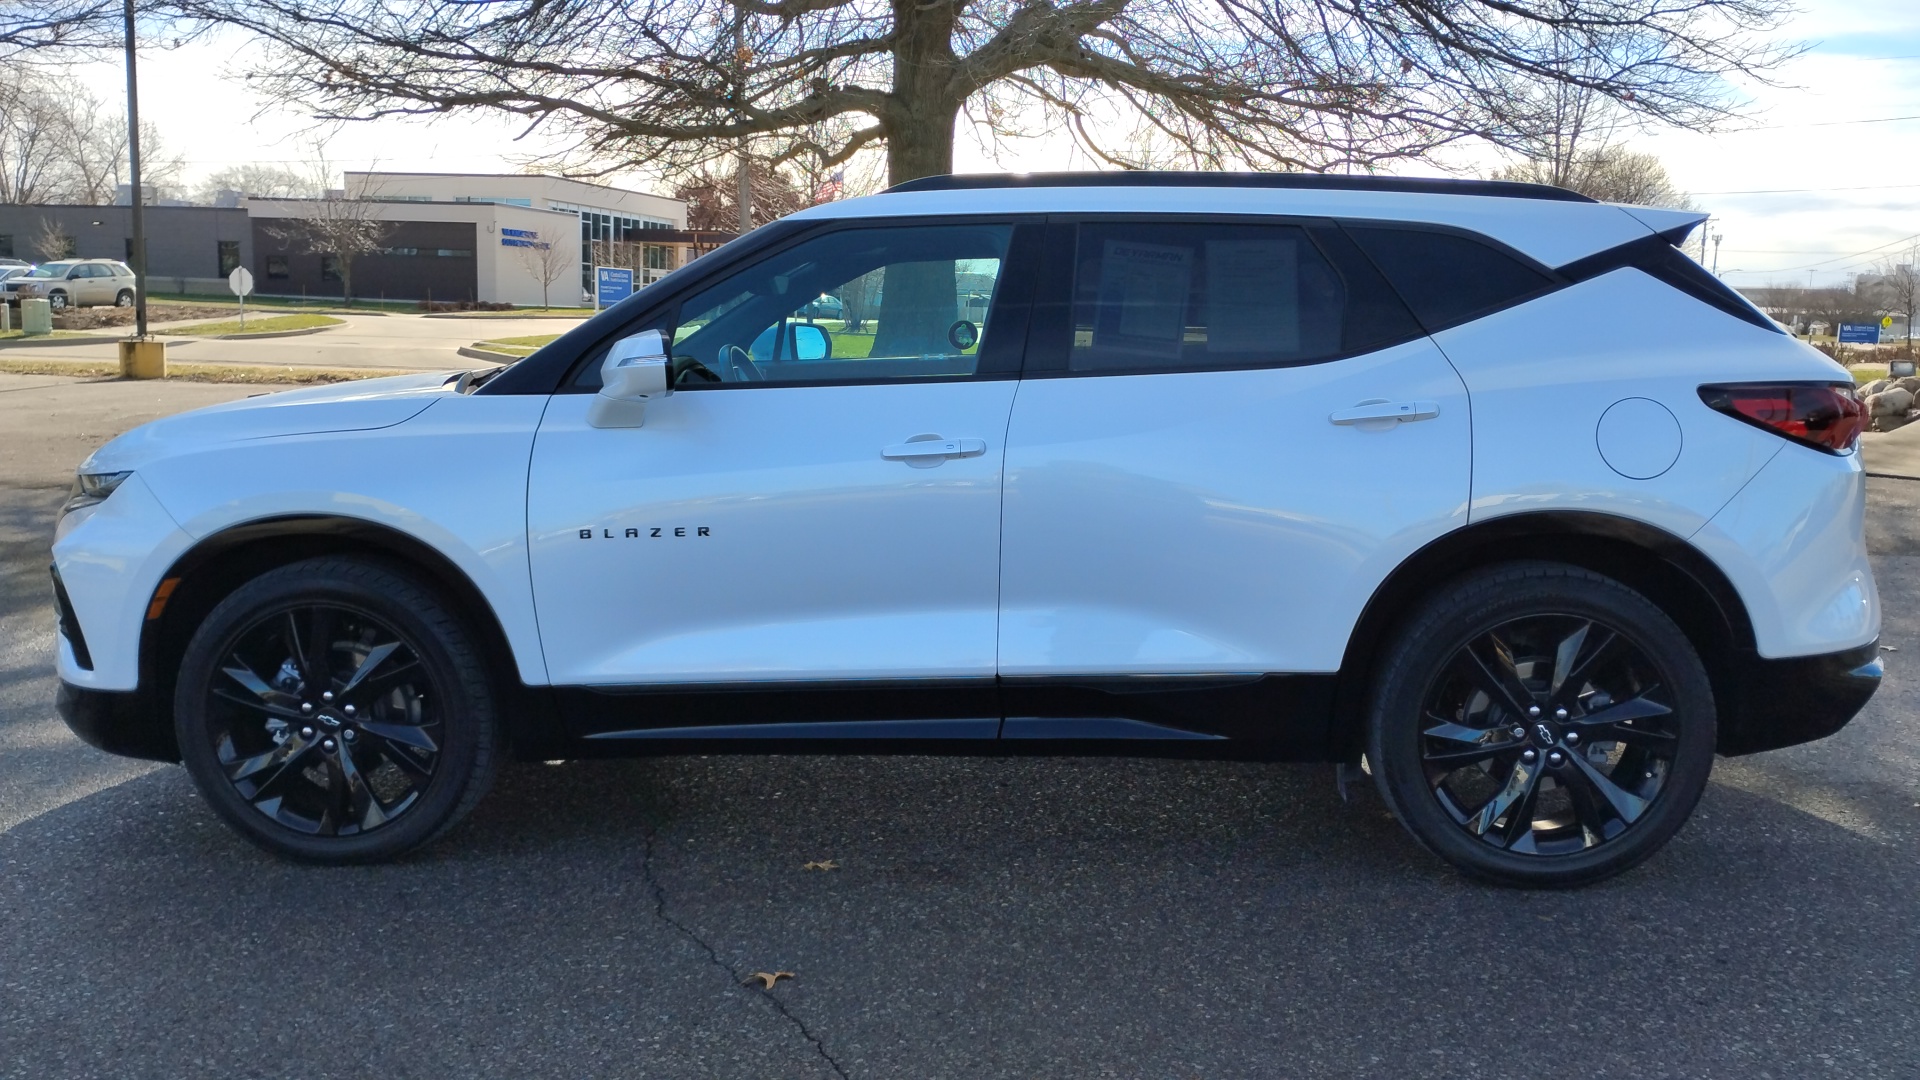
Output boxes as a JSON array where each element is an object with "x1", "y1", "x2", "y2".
[
  {"x1": 33, "y1": 215, "x2": 73, "y2": 260},
  {"x1": 671, "y1": 155, "x2": 807, "y2": 231},
  {"x1": 177, "y1": 0, "x2": 1799, "y2": 187},
  {"x1": 264, "y1": 169, "x2": 393, "y2": 303},
  {"x1": 514, "y1": 235, "x2": 575, "y2": 309},
  {"x1": 1866, "y1": 246, "x2": 1918, "y2": 352},
  {"x1": 0, "y1": 0, "x2": 123, "y2": 58},
  {"x1": 0, "y1": 67, "x2": 183, "y2": 203},
  {"x1": 1497, "y1": 146, "x2": 1695, "y2": 207},
  {"x1": 190, "y1": 163, "x2": 323, "y2": 202}
]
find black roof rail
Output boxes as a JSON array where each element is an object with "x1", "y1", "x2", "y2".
[{"x1": 885, "y1": 171, "x2": 1596, "y2": 204}]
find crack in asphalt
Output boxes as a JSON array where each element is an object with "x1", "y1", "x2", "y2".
[{"x1": 638, "y1": 823, "x2": 850, "y2": 1080}]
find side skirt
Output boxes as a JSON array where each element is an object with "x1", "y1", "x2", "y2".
[{"x1": 550, "y1": 673, "x2": 1338, "y2": 761}]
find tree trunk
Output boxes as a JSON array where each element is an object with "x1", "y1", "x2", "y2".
[{"x1": 884, "y1": 0, "x2": 960, "y2": 186}]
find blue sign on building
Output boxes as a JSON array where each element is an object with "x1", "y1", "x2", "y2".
[
  {"x1": 596, "y1": 266, "x2": 635, "y2": 307},
  {"x1": 500, "y1": 228, "x2": 542, "y2": 249},
  {"x1": 1838, "y1": 323, "x2": 1880, "y2": 344}
]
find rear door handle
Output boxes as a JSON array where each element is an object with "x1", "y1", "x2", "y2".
[
  {"x1": 882, "y1": 438, "x2": 986, "y2": 460},
  {"x1": 1329, "y1": 400, "x2": 1440, "y2": 425}
]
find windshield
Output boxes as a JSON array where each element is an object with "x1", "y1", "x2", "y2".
[{"x1": 25, "y1": 262, "x2": 73, "y2": 279}]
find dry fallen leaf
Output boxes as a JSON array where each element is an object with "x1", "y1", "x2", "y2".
[
  {"x1": 746, "y1": 971, "x2": 795, "y2": 990},
  {"x1": 802, "y1": 860, "x2": 838, "y2": 871}
]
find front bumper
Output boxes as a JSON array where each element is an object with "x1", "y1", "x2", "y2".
[
  {"x1": 56, "y1": 682, "x2": 178, "y2": 762},
  {"x1": 1718, "y1": 639, "x2": 1883, "y2": 756}
]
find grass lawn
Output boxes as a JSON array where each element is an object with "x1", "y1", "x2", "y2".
[
  {"x1": 0, "y1": 329, "x2": 91, "y2": 341},
  {"x1": 1852, "y1": 366, "x2": 1889, "y2": 385},
  {"x1": 474, "y1": 333, "x2": 564, "y2": 357},
  {"x1": 158, "y1": 314, "x2": 344, "y2": 337},
  {"x1": 0, "y1": 355, "x2": 409, "y2": 383}
]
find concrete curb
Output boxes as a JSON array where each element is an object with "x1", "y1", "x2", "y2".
[
  {"x1": 456, "y1": 345, "x2": 518, "y2": 364},
  {"x1": 423, "y1": 311, "x2": 588, "y2": 320},
  {"x1": 212, "y1": 324, "x2": 339, "y2": 340},
  {"x1": 0, "y1": 335, "x2": 119, "y2": 349}
]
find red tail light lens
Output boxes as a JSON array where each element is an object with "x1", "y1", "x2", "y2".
[{"x1": 1698, "y1": 383, "x2": 1864, "y2": 455}]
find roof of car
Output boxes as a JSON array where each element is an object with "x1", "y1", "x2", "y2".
[{"x1": 787, "y1": 172, "x2": 1679, "y2": 270}]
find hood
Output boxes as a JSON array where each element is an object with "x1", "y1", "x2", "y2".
[{"x1": 80, "y1": 369, "x2": 463, "y2": 473}]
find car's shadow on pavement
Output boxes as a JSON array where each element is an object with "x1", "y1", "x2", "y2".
[{"x1": 4, "y1": 752, "x2": 1915, "y2": 1078}]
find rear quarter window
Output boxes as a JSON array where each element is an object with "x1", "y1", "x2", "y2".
[{"x1": 1345, "y1": 225, "x2": 1558, "y2": 331}]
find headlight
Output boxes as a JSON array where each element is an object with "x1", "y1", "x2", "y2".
[{"x1": 64, "y1": 470, "x2": 132, "y2": 515}]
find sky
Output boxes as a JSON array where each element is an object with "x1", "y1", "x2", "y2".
[{"x1": 68, "y1": 0, "x2": 1920, "y2": 289}]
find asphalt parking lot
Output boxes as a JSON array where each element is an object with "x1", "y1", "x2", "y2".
[{"x1": 2, "y1": 373, "x2": 1916, "y2": 1078}]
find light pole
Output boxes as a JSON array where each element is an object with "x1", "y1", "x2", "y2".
[
  {"x1": 1711, "y1": 233, "x2": 1724, "y2": 277},
  {"x1": 122, "y1": 0, "x2": 146, "y2": 339}
]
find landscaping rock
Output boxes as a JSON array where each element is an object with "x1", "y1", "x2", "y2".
[
  {"x1": 1868, "y1": 388, "x2": 1914, "y2": 417},
  {"x1": 1898, "y1": 376, "x2": 1920, "y2": 396},
  {"x1": 1862, "y1": 378, "x2": 1893, "y2": 396}
]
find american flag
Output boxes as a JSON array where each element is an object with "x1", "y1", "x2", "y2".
[{"x1": 812, "y1": 170, "x2": 845, "y2": 205}]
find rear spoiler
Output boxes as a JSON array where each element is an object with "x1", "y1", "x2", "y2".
[{"x1": 1616, "y1": 207, "x2": 1710, "y2": 248}]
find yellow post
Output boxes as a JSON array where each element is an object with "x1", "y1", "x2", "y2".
[{"x1": 119, "y1": 337, "x2": 166, "y2": 379}]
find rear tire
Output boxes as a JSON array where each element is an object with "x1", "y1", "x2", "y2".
[
  {"x1": 115, "y1": 289, "x2": 134, "y2": 307},
  {"x1": 174, "y1": 556, "x2": 500, "y2": 863},
  {"x1": 1366, "y1": 561, "x2": 1715, "y2": 888}
]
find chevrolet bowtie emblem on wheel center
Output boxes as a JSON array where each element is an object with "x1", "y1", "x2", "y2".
[{"x1": 1534, "y1": 723, "x2": 1556, "y2": 747}]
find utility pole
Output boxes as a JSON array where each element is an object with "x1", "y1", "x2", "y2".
[
  {"x1": 1712, "y1": 232, "x2": 1724, "y2": 277},
  {"x1": 123, "y1": 0, "x2": 147, "y2": 339},
  {"x1": 734, "y1": 15, "x2": 752, "y2": 235}
]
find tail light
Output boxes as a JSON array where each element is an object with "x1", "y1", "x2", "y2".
[{"x1": 1698, "y1": 383, "x2": 1864, "y2": 455}]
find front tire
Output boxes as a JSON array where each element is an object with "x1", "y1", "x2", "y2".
[
  {"x1": 1367, "y1": 562, "x2": 1716, "y2": 888},
  {"x1": 47, "y1": 290, "x2": 68, "y2": 311},
  {"x1": 175, "y1": 556, "x2": 500, "y2": 862}
]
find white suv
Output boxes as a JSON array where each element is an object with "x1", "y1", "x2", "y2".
[{"x1": 51, "y1": 174, "x2": 1880, "y2": 886}]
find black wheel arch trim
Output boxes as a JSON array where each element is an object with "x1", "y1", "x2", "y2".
[
  {"x1": 135, "y1": 514, "x2": 566, "y2": 763},
  {"x1": 1330, "y1": 510, "x2": 1766, "y2": 760}
]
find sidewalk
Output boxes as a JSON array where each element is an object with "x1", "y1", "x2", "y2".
[{"x1": 1861, "y1": 421, "x2": 1920, "y2": 480}]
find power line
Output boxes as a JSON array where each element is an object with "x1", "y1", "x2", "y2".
[
  {"x1": 1757, "y1": 232, "x2": 1920, "y2": 273},
  {"x1": 1694, "y1": 182, "x2": 1920, "y2": 195}
]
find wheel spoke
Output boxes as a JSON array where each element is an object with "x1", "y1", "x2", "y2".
[
  {"x1": 222, "y1": 659, "x2": 302, "y2": 709},
  {"x1": 343, "y1": 660, "x2": 423, "y2": 703},
  {"x1": 337, "y1": 641, "x2": 403, "y2": 696},
  {"x1": 226, "y1": 731, "x2": 319, "y2": 802},
  {"x1": 280, "y1": 612, "x2": 310, "y2": 685},
  {"x1": 1467, "y1": 757, "x2": 1541, "y2": 839},
  {"x1": 1570, "y1": 691, "x2": 1677, "y2": 749},
  {"x1": 368, "y1": 734, "x2": 435, "y2": 778},
  {"x1": 1422, "y1": 720, "x2": 1520, "y2": 767},
  {"x1": 1549, "y1": 629, "x2": 1626, "y2": 708},
  {"x1": 357, "y1": 720, "x2": 438, "y2": 753},
  {"x1": 1549, "y1": 621, "x2": 1591, "y2": 699},
  {"x1": 1566, "y1": 753, "x2": 1649, "y2": 825},
  {"x1": 1561, "y1": 763, "x2": 1614, "y2": 845},
  {"x1": 211, "y1": 687, "x2": 307, "y2": 721},
  {"x1": 1456, "y1": 633, "x2": 1539, "y2": 719},
  {"x1": 329, "y1": 742, "x2": 386, "y2": 833}
]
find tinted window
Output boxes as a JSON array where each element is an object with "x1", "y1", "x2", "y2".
[
  {"x1": 667, "y1": 223, "x2": 1012, "y2": 386},
  {"x1": 1346, "y1": 226, "x2": 1555, "y2": 330},
  {"x1": 1065, "y1": 222, "x2": 1362, "y2": 374}
]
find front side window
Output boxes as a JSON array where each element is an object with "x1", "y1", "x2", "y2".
[
  {"x1": 667, "y1": 223, "x2": 1013, "y2": 386},
  {"x1": 1066, "y1": 222, "x2": 1349, "y2": 374}
]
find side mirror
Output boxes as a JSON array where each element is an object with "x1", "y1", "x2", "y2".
[
  {"x1": 588, "y1": 329, "x2": 672, "y2": 428},
  {"x1": 791, "y1": 323, "x2": 831, "y2": 361}
]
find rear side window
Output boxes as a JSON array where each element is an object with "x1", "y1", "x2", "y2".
[
  {"x1": 1067, "y1": 222, "x2": 1350, "y2": 373},
  {"x1": 1346, "y1": 226, "x2": 1556, "y2": 330}
]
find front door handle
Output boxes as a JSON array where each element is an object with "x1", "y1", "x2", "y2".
[
  {"x1": 882, "y1": 437, "x2": 987, "y2": 460},
  {"x1": 1329, "y1": 400, "x2": 1440, "y2": 426}
]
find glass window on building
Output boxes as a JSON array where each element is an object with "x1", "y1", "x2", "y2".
[
  {"x1": 266, "y1": 256, "x2": 289, "y2": 279},
  {"x1": 320, "y1": 254, "x2": 341, "y2": 282},
  {"x1": 0, "y1": 234, "x2": 12, "y2": 258},
  {"x1": 217, "y1": 240, "x2": 240, "y2": 277}
]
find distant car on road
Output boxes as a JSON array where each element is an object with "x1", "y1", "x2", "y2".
[
  {"x1": 5, "y1": 259, "x2": 136, "y2": 310},
  {"x1": 799, "y1": 293, "x2": 844, "y2": 319}
]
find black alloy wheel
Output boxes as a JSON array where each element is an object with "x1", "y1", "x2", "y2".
[
  {"x1": 176, "y1": 557, "x2": 499, "y2": 862},
  {"x1": 1368, "y1": 562, "x2": 1715, "y2": 887}
]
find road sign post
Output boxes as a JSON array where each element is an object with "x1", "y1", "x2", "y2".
[
  {"x1": 228, "y1": 266, "x2": 255, "y2": 330},
  {"x1": 595, "y1": 266, "x2": 634, "y2": 312}
]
